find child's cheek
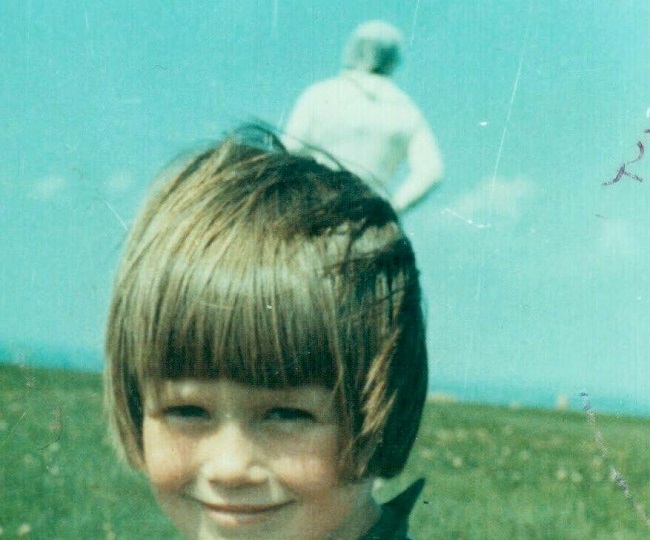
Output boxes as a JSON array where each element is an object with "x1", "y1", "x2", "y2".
[
  {"x1": 272, "y1": 428, "x2": 341, "y2": 492},
  {"x1": 142, "y1": 417, "x2": 195, "y2": 492}
]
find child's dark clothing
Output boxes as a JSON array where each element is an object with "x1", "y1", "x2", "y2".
[{"x1": 360, "y1": 479, "x2": 424, "y2": 539}]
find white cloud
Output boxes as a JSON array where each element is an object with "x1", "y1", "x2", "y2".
[
  {"x1": 29, "y1": 176, "x2": 69, "y2": 200},
  {"x1": 594, "y1": 218, "x2": 638, "y2": 259},
  {"x1": 102, "y1": 171, "x2": 134, "y2": 197},
  {"x1": 443, "y1": 176, "x2": 537, "y2": 227}
]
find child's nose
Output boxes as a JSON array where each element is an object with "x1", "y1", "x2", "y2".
[{"x1": 199, "y1": 423, "x2": 266, "y2": 486}]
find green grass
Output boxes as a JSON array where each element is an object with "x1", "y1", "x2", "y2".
[{"x1": 1, "y1": 364, "x2": 649, "y2": 539}]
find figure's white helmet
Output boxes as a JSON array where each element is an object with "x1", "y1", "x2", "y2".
[{"x1": 343, "y1": 20, "x2": 403, "y2": 76}]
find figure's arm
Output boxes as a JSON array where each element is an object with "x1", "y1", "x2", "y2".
[{"x1": 391, "y1": 123, "x2": 444, "y2": 213}]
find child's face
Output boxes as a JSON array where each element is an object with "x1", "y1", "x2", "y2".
[{"x1": 141, "y1": 378, "x2": 378, "y2": 540}]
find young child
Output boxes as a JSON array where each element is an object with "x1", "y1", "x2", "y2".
[{"x1": 104, "y1": 126, "x2": 428, "y2": 540}]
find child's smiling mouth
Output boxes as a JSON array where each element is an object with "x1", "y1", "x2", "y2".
[{"x1": 198, "y1": 500, "x2": 295, "y2": 527}]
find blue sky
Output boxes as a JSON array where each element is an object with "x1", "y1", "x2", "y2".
[{"x1": 1, "y1": 1, "x2": 649, "y2": 412}]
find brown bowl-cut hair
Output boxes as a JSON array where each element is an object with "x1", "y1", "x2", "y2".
[{"x1": 104, "y1": 126, "x2": 427, "y2": 481}]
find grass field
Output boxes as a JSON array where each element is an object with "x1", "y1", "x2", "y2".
[{"x1": 1, "y1": 363, "x2": 649, "y2": 539}]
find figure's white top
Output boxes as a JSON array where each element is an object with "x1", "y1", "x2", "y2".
[{"x1": 283, "y1": 70, "x2": 443, "y2": 212}]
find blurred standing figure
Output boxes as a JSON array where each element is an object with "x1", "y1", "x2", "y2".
[{"x1": 283, "y1": 20, "x2": 444, "y2": 213}]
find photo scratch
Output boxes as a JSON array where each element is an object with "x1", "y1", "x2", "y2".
[
  {"x1": 581, "y1": 391, "x2": 650, "y2": 528},
  {"x1": 604, "y1": 131, "x2": 648, "y2": 185},
  {"x1": 2, "y1": 411, "x2": 27, "y2": 446},
  {"x1": 409, "y1": 0, "x2": 421, "y2": 45},
  {"x1": 103, "y1": 200, "x2": 128, "y2": 231},
  {"x1": 38, "y1": 406, "x2": 63, "y2": 451},
  {"x1": 443, "y1": 208, "x2": 491, "y2": 229},
  {"x1": 489, "y1": 0, "x2": 533, "y2": 194}
]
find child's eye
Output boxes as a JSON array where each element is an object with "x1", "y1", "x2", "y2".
[
  {"x1": 163, "y1": 405, "x2": 210, "y2": 420},
  {"x1": 265, "y1": 407, "x2": 316, "y2": 422}
]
